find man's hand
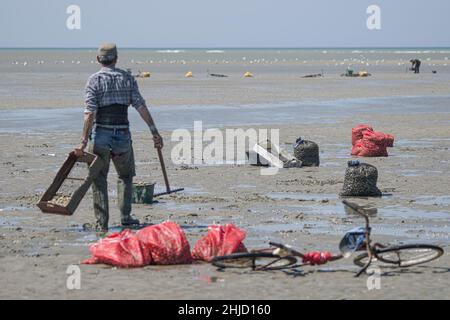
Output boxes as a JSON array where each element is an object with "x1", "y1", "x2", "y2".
[
  {"x1": 137, "y1": 106, "x2": 163, "y2": 149},
  {"x1": 74, "y1": 111, "x2": 94, "y2": 157},
  {"x1": 153, "y1": 133, "x2": 163, "y2": 149},
  {"x1": 74, "y1": 141, "x2": 87, "y2": 157}
]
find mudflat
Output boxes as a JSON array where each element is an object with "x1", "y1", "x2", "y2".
[
  {"x1": 1, "y1": 49, "x2": 450, "y2": 109},
  {"x1": 0, "y1": 49, "x2": 449, "y2": 299}
]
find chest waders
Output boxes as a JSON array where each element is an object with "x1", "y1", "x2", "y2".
[{"x1": 91, "y1": 103, "x2": 136, "y2": 230}]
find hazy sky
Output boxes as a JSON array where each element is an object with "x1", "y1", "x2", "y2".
[{"x1": 1, "y1": 0, "x2": 449, "y2": 48}]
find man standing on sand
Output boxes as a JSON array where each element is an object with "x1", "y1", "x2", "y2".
[
  {"x1": 74, "y1": 43, "x2": 163, "y2": 232},
  {"x1": 410, "y1": 59, "x2": 421, "y2": 74}
]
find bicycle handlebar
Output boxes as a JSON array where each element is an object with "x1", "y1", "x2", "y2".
[{"x1": 342, "y1": 200, "x2": 370, "y2": 229}]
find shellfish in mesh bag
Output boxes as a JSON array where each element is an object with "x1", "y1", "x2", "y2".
[
  {"x1": 340, "y1": 161, "x2": 382, "y2": 197},
  {"x1": 293, "y1": 138, "x2": 320, "y2": 167}
]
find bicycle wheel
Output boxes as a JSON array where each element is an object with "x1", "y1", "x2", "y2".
[
  {"x1": 212, "y1": 252, "x2": 298, "y2": 271},
  {"x1": 354, "y1": 244, "x2": 444, "y2": 268}
]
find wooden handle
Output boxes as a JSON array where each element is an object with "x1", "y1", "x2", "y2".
[{"x1": 157, "y1": 147, "x2": 171, "y2": 193}]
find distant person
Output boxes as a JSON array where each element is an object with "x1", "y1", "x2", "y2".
[
  {"x1": 74, "y1": 43, "x2": 163, "y2": 232},
  {"x1": 410, "y1": 59, "x2": 421, "y2": 74}
]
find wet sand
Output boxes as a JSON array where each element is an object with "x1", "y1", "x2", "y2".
[
  {"x1": 0, "y1": 49, "x2": 450, "y2": 300},
  {"x1": 1, "y1": 49, "x2": 450, "y2": 109}
]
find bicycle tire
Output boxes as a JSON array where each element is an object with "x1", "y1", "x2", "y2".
[
  {"x1": 212, "y1": 252, "x2": 298, "y2": 271},
  {"x1": 354, "y1": 244, "x2": 444, "y2": 268}
]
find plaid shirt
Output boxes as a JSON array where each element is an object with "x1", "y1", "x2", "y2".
[{"x1": 84, "y1": 66, "x2": 146, "y2": 113}]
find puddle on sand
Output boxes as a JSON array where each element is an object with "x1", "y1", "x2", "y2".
[
  {"x1": 267, "y1": 192, "x2": 450, "y2": 211},
  {"x1": 0, "y1": 206, "x2": 34, "y2": 212},
  {"x1": 181, "y1": 187, "x2": 210, "y2": 195},
  {"x1": 3, "y1": 96, "x2": 450, "y2": 134},
  {"x1": 321, "y1": 162, "x2": 342, "y2": 168},
  {"x1": 0, "y1": 207, "x2": 34, "y2": 228},
  {"x1": 380, "y1": 206, "x2": 450, "y2": 219},
  {"x1": 321, "y1": 147, "x2": 353, "y2": 160},
  {"x1": 253, "y1": 196, "x2": 450, "y2": 221},
  {"x1": 312, "y1": 203, "x2": 450, "y2": 220},
  {"x1": 62, "y1": 232, "x2": 100, "y2": 246},
  {"x1": 249, "y1": 215, "x2": 450, "y2": 243},
  {"x1": 414, "y1": 196, "x2": 450, "y2": 206},
  {"x1": 155, "y1": 201, "x2": 206, "y2": 212},
  {"x1": 394, "y1": 169, "x2": 444, "y2": 177},
  {"x1": 266, "y1": 192, "x2": 338, "y2": 202},
  {"x1": 395, "y1": 139, "x2": 437, "y2": 148},
  {"x1": 397, "y1": 169, "x2": 423, "y2": 177},
  {"x1": 52, "y1": 224, "x2": 205, "y2": 247},
  {"x1": 0, "y1": 215, "x2": 30, "y2": 227},
  {"x1": 153, "y1": 186, "x2": 209, "y2": 196},
  {"x1": 230, "y1": 184, "x2": 257, "y2": 190},
  {"x1": 57, "y1": 223, "x2": 214, "y2": 247},
  {"x1": 388, "y1": 152, "x2": 418, "y2": 159},
  {"x1": 248, "y1": 219, "x2": 343, "y2": 236}
]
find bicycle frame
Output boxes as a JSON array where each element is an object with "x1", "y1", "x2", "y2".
[
  {"x1": 342, "y1": 200, "x2": 375, "y2": 277},
  {"x1": 214, "y1": 200, "x2": 443, "y2": 275},
  {"x1": 268, "y1": 201, "x2": 376, "y2": 277}
]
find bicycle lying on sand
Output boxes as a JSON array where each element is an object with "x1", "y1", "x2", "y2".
[{"x1": 212, "y1": 200, "x2": 444, "y2": 277}]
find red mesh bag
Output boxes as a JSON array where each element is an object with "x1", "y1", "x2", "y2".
[
  {"x1": 351, "y1": 138, "x2": 388, "y2": 157},
  {"x1": 363, "y1": 130, "x2": 389, "y2": 146},
  {"x1": 351, "y1": 125, "x2": 394, "y2": 157},
  {"x1": 384, "y1": 134, "x2": 395, "y2": 147},
  {"x1": 352, "y1": 124, "x2": 373, "y2": 146},
  {"x1": 82, "y1": 229, "x2": 151, "y2": 268},
  {"x1": 191, "y1": 224, "x2": 247, "y2": 262},
  {"x1": 136, "y1": 221, "x2": 192, "y2": 265}
]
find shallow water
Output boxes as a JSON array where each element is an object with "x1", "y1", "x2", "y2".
[
  {"x1": 246, "y1": 195, "x2": 450, "y2": 243},
  {"x1": 381, "y1": 206, "x2": 450, "y2": 219},
  {"x1": 267, "y1": 192, "x2": 338, "y2": 201},
  {"x1": 249, "y1": 220, "x2": 450, "y2": 242},
  {"x1": 1, "y1": 95, "x2": 450, "y2": 134},
  {"x1": 414, "y1": 196, "x2": 450, "y2": 206},
  {"x1": 154, "y1": 186, "x2": 209, "y2": 196},
  {"x1": 280, "y1": 200, "x2": 450, "y2": 220},
  {"x1": 0, "y1": 206, "x2": 34, "y2": 213}
]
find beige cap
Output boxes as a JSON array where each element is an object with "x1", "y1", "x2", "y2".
[{"x1": 97, "y1": 43, "x2": 118, "y2": 59}]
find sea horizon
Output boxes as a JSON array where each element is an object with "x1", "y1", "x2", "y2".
[{"x1": 1, "y1": 46, "x2": 450, "y2": 51}]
